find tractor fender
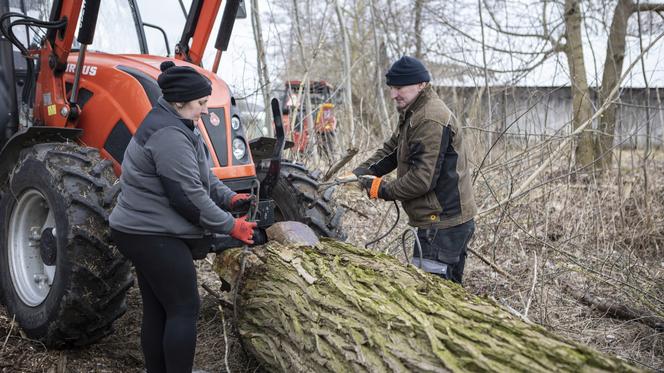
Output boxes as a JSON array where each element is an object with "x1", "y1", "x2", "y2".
[{"x1": 0, "y1": 127, "x2": 82, "y2": 185}]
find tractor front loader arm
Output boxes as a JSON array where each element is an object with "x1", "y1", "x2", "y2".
[
  {"x1": 34, "y1": 0, "x2": 100, "y2": 126},
  {"x1": 175, "y1": 0, "x2": 223, "y2": 65},
  {"x1": 175, "y1": 0, "x2": 243, "y2": 71}
]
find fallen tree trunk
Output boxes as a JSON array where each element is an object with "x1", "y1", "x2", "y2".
[{"x1": 213, "y1": 239, "x2": 640, "y2": 372}]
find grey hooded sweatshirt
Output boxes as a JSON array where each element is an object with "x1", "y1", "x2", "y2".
[{"x1": 109, "y1": 97, "x2": 236, "y2": 238}]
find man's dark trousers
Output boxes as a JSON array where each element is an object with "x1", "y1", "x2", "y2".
[{"x1": 414, "y1": 219, "x2": 475, "y2": 284}]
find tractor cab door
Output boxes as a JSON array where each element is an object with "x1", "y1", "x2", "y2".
[{"x1": 2, "y1": 0, "x2": 52, "y2": 121}]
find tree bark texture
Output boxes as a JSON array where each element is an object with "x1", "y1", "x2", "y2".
[
  {"x1": 334, "y1": 0, "x2": 355, "y2": 147},
  {"x1": 250, "y1": 0, "x2": 273, "y2": 136},
  {"x1": 414, "y1": 0, "x2": 424, "y2": 60},
  {"x1": 563, "y1": 0, "x2": 595, "y2": 170},
  {"x1": 214, "y1": 240, "x2": 640, "y2": 372},
  {"x1": 596, "y1": 0, "x2": 664, "y2": 170},
  {"x1": 596, "y1": 0, "x2": 633, "y2": 170},
  {"x1": 369, "y1": 0, "x2": 391, "y2": 140}
]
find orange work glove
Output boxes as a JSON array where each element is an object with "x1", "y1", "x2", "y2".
[
  {"x1": 230, "y1": 215, "x2": 257, "y2": 244},
  {"x1": 358, "y1": 175, "x2": 385, "y2": 199}
]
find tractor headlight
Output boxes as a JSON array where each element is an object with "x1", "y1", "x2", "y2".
[
  {"x1": 232, "y1": 138, "x2": 246, "y2": 160},
  {"x1": 231, "y1": 115, "x2": 241, "y2": 130}
]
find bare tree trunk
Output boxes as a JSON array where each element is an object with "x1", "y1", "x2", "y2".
[
  {"x1": 290, "y1": 0, "x2": 316, "y2": 157},
  {"x1": 563, "y1": 0, "x2": 595, "y2": 170},
  {"x1": 478, "y1": 0, "x2": 493, "y2": 162},
  {"x1": 595, "y1": 1, "x2": 664, "y2": 170},
  {"x1": 303, "y1": 81, "x2": 315, "y2": 155},
  {"x1": 596, "y1": 0, "x2": 634, "y2": 170},
  {"x1": 414, "y1": 0, "x2": 424, "y2": 59},
  {"x1": 214, "y1": 240, "x2": 641, "y2": 372},
  {"x1": 637, "y1": 6, "x2": 654, "y2": 229},
  {"x1": 250, "y1": 0, "x2": 272, "y2": 136},
  {"x1": 334, "y1": 0, "x2": 355, "y2": 147},
  {"x1": 369, "y1": 0, "x2": 391, "y2": 139}
]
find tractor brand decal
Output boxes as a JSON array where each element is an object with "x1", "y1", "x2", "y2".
[
  {"x1": 210, "y1": 112, "x2": 220, "y2": 126},
  {"x1": 47, "y1": 105, "x2": 57, "y2": 116},
  {"x1": 65, "y1": 64, "x2": 97, "y2": 76}
]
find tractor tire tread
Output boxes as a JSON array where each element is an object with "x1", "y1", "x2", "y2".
[
  {"x1": 0, "y1": 143, "x2": 131, "y2": 348},
  {"x1": 103, "y1": 182, "x2": 121, "y2": 207},
  {"x1": 71, "y1": 194, "x2": 110, "y2": 220},
  {"x1": 90, "y1": 159, "x2": 113, "y2": 178},
  {"x1": 61, "y1": 166, "x2": 109, "y2": 190},
  {"x1": 44, "y1": 149, "x2": 92, "y2": 165},
  {"x1": 283, "y1": 171, "x2": 319, "y2": 189},
  {"x1": 266, "y1": 161, "x2": 345, "y2": 239}
]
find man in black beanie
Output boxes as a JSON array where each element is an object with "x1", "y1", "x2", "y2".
[{"x1": 354, "y1": 56, "x2": 477, "y2": 285}]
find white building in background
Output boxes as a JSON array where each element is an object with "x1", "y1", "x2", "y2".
[
  {"x1": 437, "y1": 84, "x2": 664, "y2": 148},
  {"x1": 429, "y1": 23, "x2": 664, "y2": 148}
]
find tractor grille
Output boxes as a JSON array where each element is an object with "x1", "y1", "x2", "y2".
[{"x1": 201, "y1": 108, "x2": 228, "y2": 166}]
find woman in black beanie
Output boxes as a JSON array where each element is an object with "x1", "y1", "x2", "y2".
[{"x1": 110, "y1": 61, "x2": 256, "y2": 373}]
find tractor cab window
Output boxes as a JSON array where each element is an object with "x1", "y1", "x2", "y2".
[
  {"x1": 76, "y1": 0, "x2": 142, "y2": 54},
  {"x1": 8, "y1": 0, "x2": 51, "y2": 19},
  {"x1": 137, "y1": 0, "x2": 191, "y2": 57},
  {"x1": 310, "y1": 91, "x2": 327, "y2": 106},
  {"x1": 6, "y1": 0, "x2": 142, "y2": 55},
  {"x1": 7, "y1": 0, "x2": 53, "y2": 52}
]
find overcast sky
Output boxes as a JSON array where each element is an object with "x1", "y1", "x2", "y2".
[{"x1": 137, "y1": 0, "x2": 265, "y2": 97}]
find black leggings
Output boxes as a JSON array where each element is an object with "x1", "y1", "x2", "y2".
[{"x1": 111, "y1": 229, "x2": 200, "y2": 373}]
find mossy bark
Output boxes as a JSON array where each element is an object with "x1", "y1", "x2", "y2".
[{"x1": 213, "y1": 239, "x2": 640, "y2": 373}]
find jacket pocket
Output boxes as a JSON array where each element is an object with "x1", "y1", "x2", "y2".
[{"x1": 402, "y1": 191, "x2": 442, "y2": 223}]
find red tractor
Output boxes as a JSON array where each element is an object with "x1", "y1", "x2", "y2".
[
  {"x1": 281, "y1": 80, "x2": 337, "y2": 157},
  {"x1": 0, "y1": 0, "x2": 344, "y2": 347}
]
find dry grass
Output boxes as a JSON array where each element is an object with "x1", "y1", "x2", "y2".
[{"x1": 465, "y1": 167, "x2": 664, "y2": 370}]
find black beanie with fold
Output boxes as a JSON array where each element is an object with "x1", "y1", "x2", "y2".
[
  {"x1": 157, "y1": 61, "x2": 212, "y2": 102},
  {"x1": 385, "y1": 56, "x2": 431, "y2": 86}
]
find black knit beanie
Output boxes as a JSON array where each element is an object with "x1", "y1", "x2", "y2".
[
  {"x1": 157, "y1": 61, "x2": 212, "y2": 102},
  {"x1": 385, "y1": 56, "x2": 431, "y2": 86}
]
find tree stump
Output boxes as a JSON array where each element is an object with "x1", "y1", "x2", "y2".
[{"x1": 213, "y1": 239, "x2": 640, "y2": 372}]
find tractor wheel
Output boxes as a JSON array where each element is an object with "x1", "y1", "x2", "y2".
[
  {"x1": 0, "y1": 143, "x2": 132, "y2": 347},
  {"x1": 268, "y1": 161, "x2": 345, "y2": 240}
]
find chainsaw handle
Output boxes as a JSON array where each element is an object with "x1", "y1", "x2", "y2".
[{"x1": 270, "y1": 98, "x2": 285, "y2": 159}]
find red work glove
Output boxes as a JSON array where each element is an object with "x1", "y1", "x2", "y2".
[
  {"x1": 230, "y1": 193, "x2": 254, "y2": 210},
  {"x1": 230, "y1": 215, "x2": 257, "y2": 244}
]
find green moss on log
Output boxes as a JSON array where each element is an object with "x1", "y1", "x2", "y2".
[{"x1": 214, "y1": 239, "x2": 641, "y2": 372}]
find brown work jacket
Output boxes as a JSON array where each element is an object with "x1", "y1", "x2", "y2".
[{"x1": 358, "y1": 84, "x2": 477, "y2": 229}]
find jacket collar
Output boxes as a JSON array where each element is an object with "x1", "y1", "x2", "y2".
[{"x1": 158, "y1": 96, "x2": 196, "y2": 130}]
